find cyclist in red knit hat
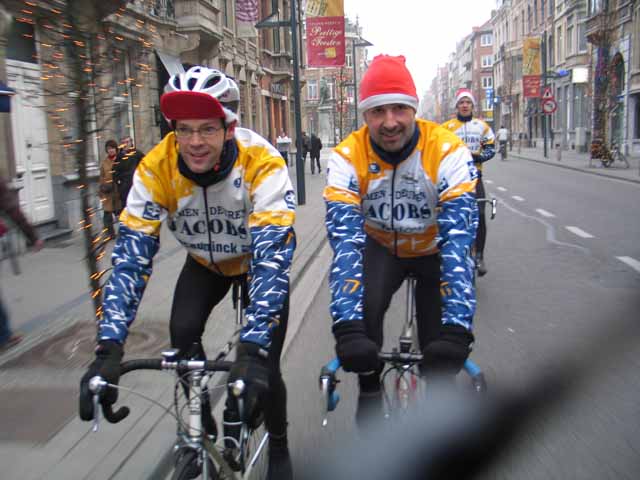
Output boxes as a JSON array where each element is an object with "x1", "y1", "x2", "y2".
[{"x1": 323, "y1": 54, "x2": 480, "y2": 426}]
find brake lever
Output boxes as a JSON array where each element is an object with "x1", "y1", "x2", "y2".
[
  {"x1": 88, "y1": 376, "x2": 108, "y2": 432},
  {"x1": 319, "y1": 358, "x2": 341, "y2": 427}
]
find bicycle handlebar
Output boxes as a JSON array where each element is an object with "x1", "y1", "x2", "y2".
[
  {"x1": 89, "y1": 357, "x2": 234, "y2": 429},
  {"x1": 378, "y1": 351, "x2": 423, "y2": 364}
]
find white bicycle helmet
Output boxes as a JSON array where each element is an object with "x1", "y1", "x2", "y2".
[{"x1": 161, "y1": 66, "x2": 239, "y2": 125}]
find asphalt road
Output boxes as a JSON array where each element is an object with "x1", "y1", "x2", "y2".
[{"x1": 284, "y1": 158, "x2": 640, "y2": 479}]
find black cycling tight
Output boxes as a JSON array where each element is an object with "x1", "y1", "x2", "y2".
[
  {"x1": 362, "y1": 237, "x2": 442, "y2": 353},
  {"x1": 169, "y1": 254, "x2": 289, "y2": 436}
]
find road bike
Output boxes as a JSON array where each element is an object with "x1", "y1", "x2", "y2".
[
  {"x1": 89, "y1": 279, "x2": 268, "y2": 479},
  {"x1": 499, "y1": 141, "x2": 508, "y2": 161},
  {"x1": 591, "y1": 140, "x2": 630, "y2": 169},
  {"x1": 0, "y1": 220, "x2": 21, "y2": 275},
  {"x1": 601, "y1": 142, "x2": 630, "y2": 169},
  {"x1": 320, "y1": 274, "x2": 487, "y2": 426}
]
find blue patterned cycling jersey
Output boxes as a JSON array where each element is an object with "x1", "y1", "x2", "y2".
[
  {"x1": 323, "y1": 119, "x2": 479, "y2": 330},
  {"x1": 99, "y1": 128, "x2": 296, "y2": 350}
]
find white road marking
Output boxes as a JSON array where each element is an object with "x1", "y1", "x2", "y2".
[
  {"x1": 536, "y1": 208, "x2": 556, "y2": 218},
  {"x1": 507, "y1": 327, "x2": 515, "y2": 333},
  {"x1": 616, "y1": 256, "x2": 640, "y2": 274},
  {"x1": 497, "y1": 186, "x2": 507, "y2": 192},
  {"x1": 485, "y1": 179, "x2": 494, "y2": 184},
  {"x1": 511, "y1": 195, "x2": 525, "y2": 202},
  {"x1": 565, "y1": 226, "x2": 594, "y2": 239}
]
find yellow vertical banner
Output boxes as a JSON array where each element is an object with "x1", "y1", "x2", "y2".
[{"x1": 522, "y1": 37, "x2": 541, "y2": 98}]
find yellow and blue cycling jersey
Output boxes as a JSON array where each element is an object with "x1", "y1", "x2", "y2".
[
  {"x1": 323, "y1": 119, "x2": 479, "y2": 331},
  {"x1": 99, "y1": 127, "x2": 296, "y2": 350},
  {"x1": 441, "y1": 117, "x2": 495, "y2": 171}
]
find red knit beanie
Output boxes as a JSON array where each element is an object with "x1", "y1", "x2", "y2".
[
  {"x1": 455, "y1": 88, "x2": 476, "y2": 106},
  {"x1": 358, "y1": 54, "x2": 419, "y2": 112}
]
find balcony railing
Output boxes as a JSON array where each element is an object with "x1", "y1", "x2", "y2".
[{"x1": 148, "y1": 0, "x2": 175, "y2": 20}]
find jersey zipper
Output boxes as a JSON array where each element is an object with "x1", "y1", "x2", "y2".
[
  {"x1": 390, "y1": 165, "x2": 398, "y2": 256},
  {"x1": 202, "y1": 186, "x2": 224, "y2": 275}
]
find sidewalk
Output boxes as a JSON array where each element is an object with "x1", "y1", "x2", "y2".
[
  {"x1": 0, "y1": 152, "x2": 333, "y2": 479},
  {"x1": 508, "y1": 145, "x2": 640, "y2": 184}
]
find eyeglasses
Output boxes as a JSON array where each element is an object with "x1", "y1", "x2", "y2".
[{"x1": 174, "y1": 125, "x2": 224, "y2": 139}]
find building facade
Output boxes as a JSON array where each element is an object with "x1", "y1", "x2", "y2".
[
  {"x1": 0, "y1": 0, "x2": 300, "y2": 237},
  {"x1": 471, "y1": 21, "x2": 496, "y2": 126}
]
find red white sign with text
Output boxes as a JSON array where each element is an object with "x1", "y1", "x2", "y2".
[{"x1": 306, "y1": 16, "x2": 345, "y2": 67}]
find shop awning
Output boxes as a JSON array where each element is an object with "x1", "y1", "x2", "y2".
[
  {"x1": 0, "y1": 81, "x2": 16, "y2": 96},
  {"x1": 156, "y1": 50, "x2": 185, "y2": 76}
]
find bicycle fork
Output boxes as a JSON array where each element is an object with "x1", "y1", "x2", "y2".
[{"x1": 400, "y1": 277, "x2": 417, "y2": 354}]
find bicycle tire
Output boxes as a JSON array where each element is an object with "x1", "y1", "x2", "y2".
[
  {"x1": 616, "y1": 151, "x2": 631, "y2": 169},
  {"x1": 172, "y1": 448, "x2": 217, "y2": 480},
  {"x1": 240, "y1": 422, "x2": 269, "y2": 480}
]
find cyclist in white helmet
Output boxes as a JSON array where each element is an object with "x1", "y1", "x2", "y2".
[{"x1": 79, "y1": 66, "x2": 296, "y2": 479}]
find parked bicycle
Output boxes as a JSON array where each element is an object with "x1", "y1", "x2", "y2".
[
  {"x1": 591, "y1": 140, "x2": 630, "y2": 169},
  {"x1": 88, "y1": 279, "x2": 268, "y2": 479},
  {"x1": 320, "y1": 274, "x2": 487, "y2": 426}
]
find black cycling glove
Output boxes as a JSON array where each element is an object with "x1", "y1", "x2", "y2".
[
  {"x1": 421, "y1": 325, "x2": 474, "y2": 376},
  {"x1": 333, "y1": 321, "x2": 380, "y2": 373},
  {"x1": 228, "y1": 342, "x2": 270, "y2": 419},
  {"x1": 79, "y1": 340, "x2": 124, "y2": 421}
]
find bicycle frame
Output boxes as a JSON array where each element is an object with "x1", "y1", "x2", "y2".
[
  {"x1": 89, "y1": 279, "x2": 268, "y2": 479},
  {"x1": 320, "y1": 274, "x2": 488, "y2": 425},
  {"x1": 89, "y1": 354, "x2": 268, "y2": 480}
]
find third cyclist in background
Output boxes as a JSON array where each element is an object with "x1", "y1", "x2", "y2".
[{"x1": 442, "y1": 89, "x2": 495, "y2": 277}]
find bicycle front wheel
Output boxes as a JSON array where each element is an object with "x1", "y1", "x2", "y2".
[
  {"x1": 240, "y1": 423, "x2": 269, "y2": 480},
  {"x1": 172, "y1": 448, "x2": 217, "y2": 480}
]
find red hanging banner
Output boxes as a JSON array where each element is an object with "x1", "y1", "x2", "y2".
[
  {"x1": 306, "y1": 16, "x2": 345, "y2": 67},
  {"x1": 306, "y1": 0, "x2": 345, "y2": 67}
]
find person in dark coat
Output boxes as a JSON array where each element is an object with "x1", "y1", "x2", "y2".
[
  {"x1": 113, "y1": 136, "x2": 145, "y2": 209},
  {"x1": 99, "y1": 139, "x2": 121, "y2": 238},
  {"x1": 0, "y1": 176, "x2": 43, "y2": 351},
  {"x1": 310, "y1": 133, "x2": 323, "y2": 174},
  {"x1": 301, "y1": 131, "x2": 311, "y2": 164}
]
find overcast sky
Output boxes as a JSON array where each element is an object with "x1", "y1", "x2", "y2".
[{"x1": 343, "y1": 0, "x2": 497, "y2": 96}]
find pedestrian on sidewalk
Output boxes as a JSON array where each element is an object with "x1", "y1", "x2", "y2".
[
  {"x1": 441, "y1": 88, "x2": 495, "y2": 276},
  {"x1": 0, "y1": 176, "x2": 44, "y2": 351},
  {"x1": 79, "y1": 66, "x2": 296, "y2": 479},
  {"x1": 301, "y1": 131, "x2": 311, "y2": 165},
  {"x1": 323, "y1": 54, "x2": 478, "y2": 428},
  {"x1": 276, "y1": 130, "x2": 292, "y2": 166},
  {"x1": 310, "y1": 133, "x2": 323, "y2": 174},
  {"x1": 98, "y1": 139, "x2": 121, "y2": 238},
  {"x1": 113, "y1": 136, "x2": 145, "y2": 210}
]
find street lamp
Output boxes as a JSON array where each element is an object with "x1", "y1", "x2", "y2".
[
  {"x1": 255, "y1": 2, "x2": 306, "y2": 204},
  {"x1": 352, "y1": 38, "x2": 373, "y2": 131}
]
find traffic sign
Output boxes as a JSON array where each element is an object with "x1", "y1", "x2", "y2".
[
  {"x1": 542, "y1": 98, "x2": 557, "y2": 114},
  {"x1": 542, "y1": 86, "x2": 553, "y2": 99}
]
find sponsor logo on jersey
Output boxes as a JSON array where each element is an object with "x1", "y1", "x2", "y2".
[
  {"x1": 142, "y1": 201, "x2": 161, "y2": 220},
  {"x1": 368, "y1": 163, "x2": 380, "y2": 174},
  {"x1": 347, "y1": 177, "x2": 359, "y2": 193},
  {"x1": 234, "y1": 177, "x2": 242, "y2": 188},
  {"x1": 284, "y1": 190, "x2": 296, "y2": 209},
  {"x1": 438, "y1": 177, "x2": 450, "y2": 194},
  {"x1": 401, "y1": 173, "x2": 419, "y2": 185}
]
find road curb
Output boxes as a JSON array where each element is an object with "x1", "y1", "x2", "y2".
[{"x1": 512, "y1": 153, "x2": 640, "y2": 185}]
